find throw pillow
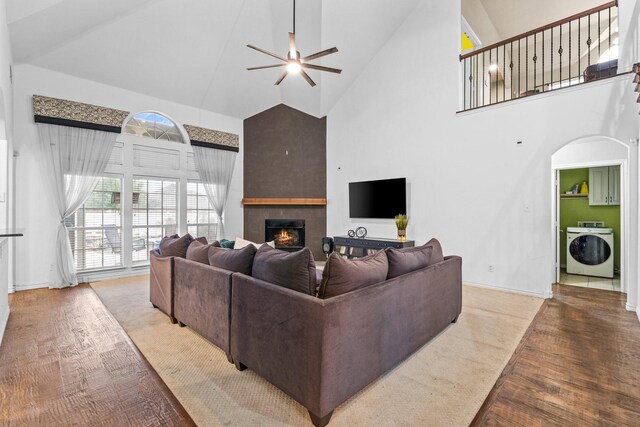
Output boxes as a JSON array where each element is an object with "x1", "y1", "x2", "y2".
[
  {"x1": 208, "y1": 245, "x2": 257, "y2": 275},
  {"x1": 424, "y1": 238, "x2": 445, "y2": 265},
  {"x1": 186, "y1": 240, "x2": 221, "y2": 265},
  {"x1": 252, "y1": 245, "x2": 317, "y2": 295},
  {"x1": 234, "y1": 237, "x2": 275, "y2": 250},
  {"x1": 386, "y1": 243, "x2": 434, "y2": 279},
  {"x1": 318, "y1": 250, "x2": 388, "y2": 299},
  {"x1": 219, "y1": 239, "x2": 235, "y2": 249},
  {"x1": 159, "y1": 234, "x2": 194, "y2": 258}
]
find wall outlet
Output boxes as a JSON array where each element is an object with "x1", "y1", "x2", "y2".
[{"x1": 488, "y1": 265, "x2": 494, "y2": 272}]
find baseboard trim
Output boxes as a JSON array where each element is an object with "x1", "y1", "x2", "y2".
[
  {"x1": 15, "y1": 269, "x2": 151, "y2": 292},
  {"x1": 14, "y1": 282, "x2": 50, "y2": 291},
  {"x1": 464, "y1": 281, "x2": 550, "y2": 299},
  {"x1": 78, "y1": 268, "x2": 149, "y2": 284},
  {"x1": 625, "y1": 302, "x2": 637, "y2": 312},
  {"x1": 0, "y1": 306, "x2": 9, "y2": 346}
]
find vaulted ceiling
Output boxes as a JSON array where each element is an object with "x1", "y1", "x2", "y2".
[
  {"x1": 6, "y1": 0, "x2": 423, "y2": 119},
  {"x1": 8, "y1": 1, "x2": 608, "y2": 119}
]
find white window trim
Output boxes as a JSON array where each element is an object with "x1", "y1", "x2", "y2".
[
  {"x1": 71, "y1": 173, "x2": 124, "y2": 274},
  {"x1": 76, "y1": 118, "x2": 201, "y2": 282}
]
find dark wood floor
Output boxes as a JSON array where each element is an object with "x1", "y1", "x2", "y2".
[
  {"x1": 0, "y1": 284, "x2": 195, "y2": 427},
  {"x1": 472, "y1": 283, "x2": 640, "y2": 426}
]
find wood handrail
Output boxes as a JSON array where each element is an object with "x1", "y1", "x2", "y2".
[
  {"x1": 242, "y1": 198, "x2": 327, "y2": 206},
  {"x1": 460, "y1": 0, "x2": 617, "y2": 60}
]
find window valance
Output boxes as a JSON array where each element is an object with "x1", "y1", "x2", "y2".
[
  {"x1": 33, "y1": 95, "x2": 129, "y2": 133},
  {"x1": 184, "y1": 124, "x2": 239, "y2": 152}
]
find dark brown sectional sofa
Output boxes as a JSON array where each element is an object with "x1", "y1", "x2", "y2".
[
  {"x1": 149, "y1": 249, "x2": 176, "y2": 323},
  {"x1": 149, "y1": 236, "x2": 462, "y2": 426}
]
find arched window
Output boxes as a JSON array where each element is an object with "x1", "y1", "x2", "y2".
[{"x1": 124, "y1": 111, "x2": 184, "y2": 143}]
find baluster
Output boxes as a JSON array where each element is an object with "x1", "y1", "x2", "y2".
[
  {"x1": 462, "y1": 57, "x2": 466, "y2": 109},
  {"x1": 482, "y1": 51, "x2": 486, "y2": 106},
  {"x1": 559, "y1": 24, "x2": 563, "y2": 87},
  {"x1": 608, "y1": 7, "x2": 611, "y2": 60},
  {"x1": 533, "y1": 33, "x2": 537, "y2": 92},
  {"x1": 489, "y1": 49, "x2": 492, "y2": 104},
  {"x1": 587, "y1": 14, "x2": 592, "y2": 66},
  {"x1": 578, "y1": 17, "x2": 581, "y2": 82},
  {"x1": 469, "y1": 57, "x2": 475, "y2": 108},
  {"x1": 518, "y1": 39, "x2": 521, "y2": 97},
  {"x1": 598, "y1": 11, "x2": 601, "y2": 59},
  {"x1": 476, "y1": 54, "x2": 479, "y2": 107},
  {"x1": 525, "y1": 36, "x2": 529, "y2": 95},
  {"x1": 510, "y1": 43, "x2": 514, "y2": 100},
  {"x1": 569, "y1": 21, "x2": 572, "y2": 84},
  {"x1": 503, "y1": 44, "x2": 506, "y2": 101},
  {"x1": 551, "y1": 27, "x2": 554, "y2": 88},
  {"x1": 496, "y1": 47, "x2": 499, "y2": 102},
  {"x1": 542, "y1": 30, "x2": 545, "y2": 91}
]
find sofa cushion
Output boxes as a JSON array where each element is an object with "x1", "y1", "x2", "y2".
[
  {"x1": 252, "y1": 245, "x2": 317, "y2": 295},
  {"x1": 425, "y1": 238, "x2": 445, "y2": 265},
  {"x1": 235, "y1": 237, "x2": 275, "y2": 250},
  {"x1": 386, "y1": 243, "x2": 434, "y2": 279},
  {"x1": 208, "y1": 245, "x2": 257, "y2": 275},
  {"x1": 159, "y1": 234, "x2": 192, "y2": 258},
  {"x1": 186, "y1": 240, "x2": 221, "y2": 265},
  {"x1": 318, "y1": 250, "x2": 388, "y2": 299}
]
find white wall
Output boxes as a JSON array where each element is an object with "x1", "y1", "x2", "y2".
[
  {"x1": 326, "y1": 0, "x2": 639, "y2": 305},
  {"x1": 12, "y1": 64, "x2": 244, "y2": 290},
  {"x1": 0, "y1": 0, "x2": 14, "y2": 344}
]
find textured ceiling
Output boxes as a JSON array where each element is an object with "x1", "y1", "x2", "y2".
[{"x1": 6, "y1": 0, "x2": 423, "y2": 119}]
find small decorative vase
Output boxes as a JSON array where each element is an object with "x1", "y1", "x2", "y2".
[{"x1": 397, "y1": 229, "x2": 406, "y2": 240}]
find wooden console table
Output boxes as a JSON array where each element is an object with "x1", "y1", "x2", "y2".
[{"x1": 333, "y1": 235, "x2": 415, "y2": 258}]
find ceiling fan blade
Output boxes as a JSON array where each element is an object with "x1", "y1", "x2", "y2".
[
  {"x1": 275, "y1": 71, "x2": 288, "y2": 85},
  {"x1": 247, "y1": 44, "x2": 288, "y2": 62},
  {"x1": 300, "y1": 70, "x2": 316, "y2": 87},
  {"x1": 302, "y1": 47, "x2": 338, "y2": 62},
  {"x1": 247, "y1": 64, "x2": 287, "y2": 71},
  {"x1": 288, "y1": 32, "x2": 297, "y2": 59},
  {"x1": 301, "y1": 63, "x2": 342, "y2": 74}
]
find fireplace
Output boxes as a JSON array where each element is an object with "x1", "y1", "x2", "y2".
[{"x1": 265, "y1": 219, "x2": 305, "y2": 251}]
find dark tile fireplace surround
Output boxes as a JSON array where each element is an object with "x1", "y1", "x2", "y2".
[
  {"x1": 243, "y1": 104, "x2": 327, "y2": 260},
  {"x1": 265, "y1": 219, "x2": 305, "y2": 251}
]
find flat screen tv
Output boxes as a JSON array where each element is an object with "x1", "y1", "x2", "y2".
[{"x1": 349, "y1": 177, "x2": 406, "y2": 219}]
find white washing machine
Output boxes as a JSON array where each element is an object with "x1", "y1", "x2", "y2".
[{"x1": 566, "y1": 227, "x2": 614, "y2": 278}]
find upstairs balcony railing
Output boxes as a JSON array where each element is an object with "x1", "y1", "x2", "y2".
[{"x1": 460, "y1": 1, "x2": 619, "y2": 111}]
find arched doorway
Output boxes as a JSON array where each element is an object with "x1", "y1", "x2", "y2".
[{"x1": 551, "y1": 136, "x2": 635, "y2": 310}]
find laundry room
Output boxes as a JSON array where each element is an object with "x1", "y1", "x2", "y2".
[{"x1": 559, "y1": 167, "x2": 620, "y2": 291}]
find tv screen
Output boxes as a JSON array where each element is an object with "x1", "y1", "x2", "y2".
[{"x1": 349, "y1": 178, "x2": 406, "y2": 219}]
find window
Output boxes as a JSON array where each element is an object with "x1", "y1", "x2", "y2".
[
  {"x1": 66, "y1": 176, "x2": 122, "y2": 271},
  {"x1": 132, "y1": 178, "x2": 178, "y2": 263},
  {"x1": 124, "y1": 112, "x2": 184, "y2": 143},
  {"x1": 187, "y1": 182, "x2": 218, "y2": 242}
]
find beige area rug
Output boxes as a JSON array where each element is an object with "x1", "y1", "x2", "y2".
[{"x1": 91, "y1": 277, "x2": 542, "y2": 427}]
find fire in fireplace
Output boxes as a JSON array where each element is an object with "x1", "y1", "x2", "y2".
[{"x1": 265, "y1": 219, "x2": 305, "y2": 251}]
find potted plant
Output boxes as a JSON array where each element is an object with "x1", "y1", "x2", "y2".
[{"x1": 395, "y1": 214, "x2": 408, "y2": 240}]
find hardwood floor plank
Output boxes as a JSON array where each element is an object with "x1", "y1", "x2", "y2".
[
  {"x1": 0, "y1": 285, "x2": 195, "y2": 427},
  {"x1": 471, "y1": 284, "x2": 640, "y2": 426}
]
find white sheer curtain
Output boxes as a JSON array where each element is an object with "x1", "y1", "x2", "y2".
[
  {"x1": 37, "y1": 124, "x2": 116, "y2": 288},
  {"x1": 192, "y1": 145, "x2": 237, "y2": 240}
]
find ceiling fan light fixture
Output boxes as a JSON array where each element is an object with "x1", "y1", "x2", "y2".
[
  {"x1": 287, "y1": 61, "x2": 301, "y2": 74},
  {"x1": 246, "y1": 0, "x2": 340, "y2": 87}
]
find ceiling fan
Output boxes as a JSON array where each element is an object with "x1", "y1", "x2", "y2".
[{"x1": 246, "y1": 0, "x2": 341, "y2": 87}]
